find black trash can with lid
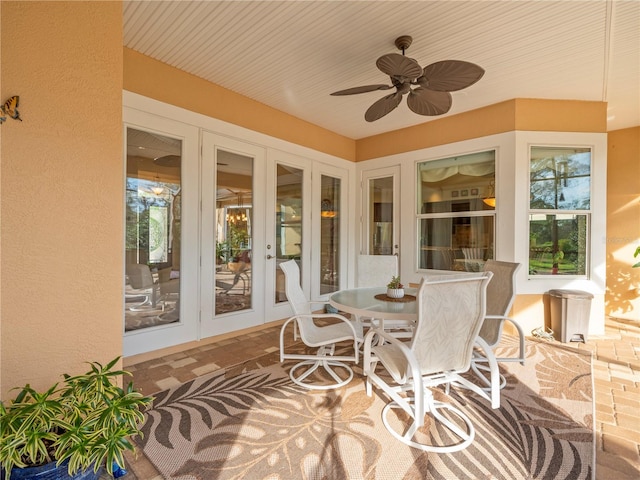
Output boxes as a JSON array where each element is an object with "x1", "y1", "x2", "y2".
[{"x1": 548, "y1": 289, "x2": 593, "y2": 343}]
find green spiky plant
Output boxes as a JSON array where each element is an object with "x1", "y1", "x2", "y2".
[
  {"x1": 0, "y1": 357, "x2": 153, "y2": 480},
  {"x1": 633, "y1": 246, "x2": 640, "y2": 268}
]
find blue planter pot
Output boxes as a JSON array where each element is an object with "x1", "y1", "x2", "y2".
[{"x1": 3, "y1": 460, "x2": 101, "y2": 480}]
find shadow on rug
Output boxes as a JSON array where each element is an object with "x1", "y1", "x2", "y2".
[{"x1": 139, "y1": 336, "x2": 593, "y2": 479}]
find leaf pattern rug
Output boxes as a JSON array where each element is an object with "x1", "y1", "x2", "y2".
[{"x1": 139, "y1": 336, "x2": 593, "y2": 479}]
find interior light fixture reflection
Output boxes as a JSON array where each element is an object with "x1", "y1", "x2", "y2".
[
  {"x1": 151, "y1": 174, "x2": 164, "y2": 195},
  {"x1": 321, "y1": 199, "x2": 337, "y2": 218},
  {"x1": 482, "y1": 181, "x2": 496, "y2": 207}
]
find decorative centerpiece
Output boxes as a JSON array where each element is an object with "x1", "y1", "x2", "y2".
[{"x1": 386, "y1": 275, "x2": 405, "y2": 299}]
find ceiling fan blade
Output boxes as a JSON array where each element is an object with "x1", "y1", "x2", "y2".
[
  {"x1": 364, "y1": 91, "x2": 403, "y2": 122},
  {"x1": 376, "y1": 53, "x2": 423, "y2": 81},
  {"x1": 407, "y1": 88, "x2": 452, "y2": 116},
  {"x1": 418, "y1": 60, "x2": 485, "y2": 91},
  {"x1": 330, "y1": 84, "x2": 393, "y2": 95}
]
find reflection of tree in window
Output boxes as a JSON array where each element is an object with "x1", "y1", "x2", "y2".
[
  {"x1": 529, "y1": 147, "x2": 590, "y2": 276},
  {"x1": 530, "y1": 150, "x2": 591, "y2": 210}
]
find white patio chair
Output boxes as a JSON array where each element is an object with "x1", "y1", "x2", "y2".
[
  {"x1": 363, "y1": 272, "x2": 497, "y2": 453},
  {"x1": 125, "y1": 263, "x2": 159, "y2": 310},
  {"x1": 279, "y1": 260, "x2": 362, "y2": 390},
  {"x1": 357, "y1": 254, "x2": 414, "y2": 338},
  {"x1": 461, "y1": 247, "x2": 486, "y2": 271},
  {"x1": 471, "y1": 260, "x2": 525, "y2": 390}
]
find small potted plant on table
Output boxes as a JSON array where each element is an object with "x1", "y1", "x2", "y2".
[
  {"x1": 0, "y1": 357, "x2": 153, "y2": 480},
  {"x1": 387, "y1": 275, "x2": 405, "y2": 299}
]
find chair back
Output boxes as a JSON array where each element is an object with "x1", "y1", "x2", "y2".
[
  {"x1": 461, "y1": 247, "x2": 485, "y2": 260},
  {"x1": 357, "y1": 254, "x2": 398, "y2": 287},
  {"x1": 483, "y1": 260, "x2": 521, "y2": 316},
  {"x1": 126, "y1": 264, "x2": 155, "y2": 289},
  {"x1": 411, "y1": 272, "x2": 492, "y2": 375},
  {"x1": 279, "y1": 260, "x2": 311, "y2": 315},
  {"x1": 480, "y1": 260, "x2": 521, "y2": 345}
]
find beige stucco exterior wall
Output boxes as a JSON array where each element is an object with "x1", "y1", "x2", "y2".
[
  {"x1": 123, "y1": 48, "x2": 356, "y2": 162},
  {"x1": 605, "y1": 126, "x2": 640, "y2": 321},
  {"x1": 356, "y1": 99, "x2": 607, "y2": 161},
  {"x1": 0, "y1": 1, "x2": 123, "y2": 398}
]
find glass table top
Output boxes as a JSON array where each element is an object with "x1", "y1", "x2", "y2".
[{"x1": 329, "y1": 287, "x2": 417, "y2": 321}]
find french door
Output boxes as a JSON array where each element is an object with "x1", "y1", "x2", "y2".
[
  {"x1": 200, "y1": 132, "x2": 267, "y2": 337},
  {"x1": 263, "y1": 151, "x2": 312, "y2": 322},
  {"x1": 123, "y1": 115, "x2": 349, "y2": 355},
  {"x1": 123, "y1": 110, "x2": 200, "y2": 357},
  {"x1": 361, "y1": 166, "x2": 400, "y2": 257}
]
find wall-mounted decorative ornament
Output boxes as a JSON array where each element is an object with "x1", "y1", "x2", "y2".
[{"x1": 0, "y1": 96, "x2": 22, "y2": 123}]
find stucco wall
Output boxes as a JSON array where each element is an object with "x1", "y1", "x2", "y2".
[
  {"x1": 123, "y1": 48, "x2": 356, "y2": 162},
  {"x1": 606, "y1": 126, "x2": 640, "y2": 320},
  {"x1": 0, "y1": 1, "x2": 123, "y2": 398}
]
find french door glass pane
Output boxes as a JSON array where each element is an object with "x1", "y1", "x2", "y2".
[
  {"x1": 275, "y1": 164, "x2": 303, "y2": 303},
  {"x1": 320, "y1": 175, "x2": 341, "y2": 294},
  {"x1": 125, "y1": 128, "x2": 181, "y2": 331},
  {"x1": 368, "y1": 176, "x2": 394, "y2": 255},
  {"x1": 215, "y1": 150, "x2": 253, "y2": 314}
]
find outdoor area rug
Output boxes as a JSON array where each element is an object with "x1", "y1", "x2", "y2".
[{"x1": 139, "y1": 336, "x2": 594, "y2": 479}]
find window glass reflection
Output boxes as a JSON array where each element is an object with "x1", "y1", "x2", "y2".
[
  {"x1": 321, "y1": 176, "x2": 340, "y2": 293},
  {"x1": 125, "y1": 128, "x2": 181, "y2": 332},
  {"x1": 417, "y1": 150, "x2": 496, "y2": 271}
]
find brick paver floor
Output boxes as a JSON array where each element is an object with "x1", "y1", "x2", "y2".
[{"x1": 114, "y1": 316, "x2": 639, "y2": 479}]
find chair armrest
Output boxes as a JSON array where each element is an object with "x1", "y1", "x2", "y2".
[
  {"x1": 292, "y1": 312, "x2": 362, "y2": 341},
  {"x1": 363, "y1": 327, "x2": 419, "y2": 381}
]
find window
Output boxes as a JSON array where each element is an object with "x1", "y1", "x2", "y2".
[
  {"x1": 320, "y1": 175, "x2": 341, "y2": 293},
  {"x1": 125, "y1": 127, "x2": 182, "y2": 332},
  {"x1": 417, "y1": 151, "x2": 495, "y2": 271},
  {"x1": 528, "y1": 146, "x2": 590, "y2": 276}
]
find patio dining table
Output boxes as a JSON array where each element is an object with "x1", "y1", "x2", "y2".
[
  {"x1": 328, "y1": 287, "x2": 418, "y2": 330},
  {"x1": 329, "y1": 283, "x2": 500, "y2": 408}
]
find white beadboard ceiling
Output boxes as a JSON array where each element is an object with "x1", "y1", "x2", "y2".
[{"x1": 123, "y1": 0, "x2": 639, "y2": 140}]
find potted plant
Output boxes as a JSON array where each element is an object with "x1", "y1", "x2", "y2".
[
  {"x1": 0, "y1": 357, "x2": 153, "y2": 480},
  {"x1": 215, "y1": 240, "x2": 230, "y2": 265},
  {"x1": 387, "y1": 275, "x2": 405, "y2": 299}
]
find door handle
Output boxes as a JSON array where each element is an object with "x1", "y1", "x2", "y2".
[{"x1": 266, "y1": 254, "x2": 274, "y2": 259}]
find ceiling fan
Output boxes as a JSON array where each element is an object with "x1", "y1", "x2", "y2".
[{"x1": 331, "y1": 35, "x2": 485, "y2": 122}]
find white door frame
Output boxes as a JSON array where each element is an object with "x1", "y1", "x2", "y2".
[
  {"x1": 200, "y1": 131, "x2": 267, "y2": 338},
  {"x1": 360, "y1": 165, "x2": 401, "y2": 257},
  {"x1": 263, "y1": 150, "x2": 313, "y2": 322},
  {"x1": 312, "y1": 162, "x2": 350, "y2": 300},
  {"x1": 122, "y1": 109, "x2": 200, "y2": 357}
]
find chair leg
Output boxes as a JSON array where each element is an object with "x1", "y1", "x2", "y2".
[
  {"x1": 289, "y1": 359, "x2": 354, "y2": 390},
  {"x1": 381, "y1": 396, "x2": 475, "y2": 453},
  {"x1": 468, "y1": 338, "x2": 501, "y2": 409},
  {"x1": 287, "y1": 345, "x2": 354, "y2": 390},
  {"x1": 471, "y1": 357, "x2": 507, "y2": 390}
]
